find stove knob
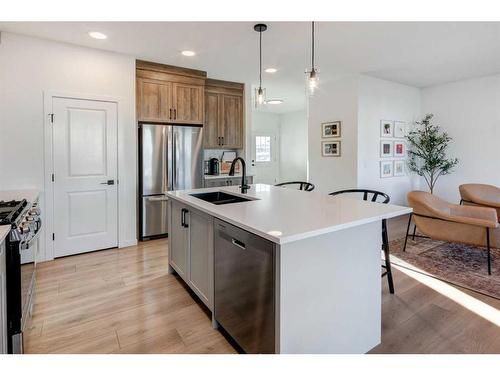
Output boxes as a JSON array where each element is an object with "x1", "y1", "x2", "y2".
[{"x1": 20, "y1": 222, "x2": 30, "y2": 234}]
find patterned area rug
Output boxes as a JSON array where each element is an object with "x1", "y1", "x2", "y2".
[{"x1": 389, "y1": 236, "x2": 500, "y2": 300}]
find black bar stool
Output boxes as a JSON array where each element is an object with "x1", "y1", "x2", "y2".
[
  {"x1": 328, "y1": 189, "x2": 395, "y2": 294},
  {"x1": 275, "y1": 181, "x2": 315, "y2": 192}
]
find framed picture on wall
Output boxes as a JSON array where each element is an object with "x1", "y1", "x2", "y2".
[
  {"x1": 380, "y1": 141, "x2": 393, "y2": 157},
  {"x1": 394, "y1": 121, "x2": 407, "y2": 138},
  {"x1": 321, "y1": 121, "x2": 341, "y2": 138},
  {"x1": 322, "y1": 141, "x2": 341, "y2": 157},
  {"x1": 380, "y1": 161, "x2": 393, "y2": 178},
  {"x1": 380, "y1": 120, "x2": 394, "y2": 138},
  {"x1": 393, "y1": 160, "x2": 406, "y2": 177},
  {"x1": 394, "y1": 141, "x2": 406, "y2": 157}
]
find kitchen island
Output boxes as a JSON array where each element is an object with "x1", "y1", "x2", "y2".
[{"x1": 166, "y1": 184, "x2": 411, "y2": 354}]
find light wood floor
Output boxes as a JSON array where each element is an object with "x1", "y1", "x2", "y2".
[{"x1": 25, "y1": 216, "x2": 500, "y2": 354}]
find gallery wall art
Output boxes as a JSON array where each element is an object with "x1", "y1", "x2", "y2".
[{"x1": 379, "y1": 119, "x2": 408, "y2": 178}]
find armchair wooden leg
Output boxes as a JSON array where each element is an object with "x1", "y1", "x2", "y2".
[
  {"x1": 382, "y1": 219, "x2": 395, "y2": 294},
  {"x1": 486, "y1": 227, "x2": 491, "y2": 275},
  {"x1": 403, "y1": 214, "x2": 412, "y2": 252}
]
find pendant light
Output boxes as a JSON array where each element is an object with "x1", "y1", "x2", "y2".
[
  {"x1": 254, "y1": 23, "x2": 267, "y2": 107},
  {"x1": 305, "y1": 21, "x2": 319, "y2": 96}
]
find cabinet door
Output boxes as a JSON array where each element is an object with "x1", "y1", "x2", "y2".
[
  {"x1": 172, "y1": 83, "x2": 204, "y2": 124},
  {"x1": 187, "y1": 208, "x2": 213, "y2": 310},
  {"x1": 169, "y1": 200, "x2": 188, "y2": 280},
  {"x1": 220, "y1": 94, "x2": 243, "y2": 148},
  {"x1": 204, "y1": 92, "x2": 221, "y2": 148},
  {"x1": 0, "y1": 241, "x2": 6, "y2": 354},
  {"x1": 137, "y1": 79, "x2": 172, "y2": 122}
]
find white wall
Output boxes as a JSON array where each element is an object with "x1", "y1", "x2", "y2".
[
  {"x1": 0, "y1": 32, "x2": 137, "y2": 260},
  {"x1": 307, "y1": 75, "x2": 359, "y2": 193},
  {"x1": 421, "y1": 74, "x2": 500, "y2": 203},
  {"x1": 357, "y1": 75, "x2": 421, "y2": 205},
  {"x1": 278, "y1": 110, "x2": 308, "y2": 182}
]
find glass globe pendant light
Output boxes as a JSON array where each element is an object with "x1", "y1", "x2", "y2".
[
  {"x1": 254, "y1": 23, "x2": 267, "y2": 107},
  {"x1": 305, "y1": 21, "x2": 319, "y2": 96}
]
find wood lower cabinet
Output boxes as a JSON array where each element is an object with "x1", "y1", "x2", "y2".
[
  {"x1": 168, "y1": 200, "x2": 213, "y2": 310},
  {"x1": 136, "y1": 60, "x2": 205, "y2": 125},
  {"x1": 204, "y1": 79, "x2": 244, "y2": 149}
]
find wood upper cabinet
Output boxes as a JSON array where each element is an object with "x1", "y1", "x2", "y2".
[
  {"x1": 204, "y1": 91, "x2": 221, "y2": 148},
  {"x1": 137, "y1": 79, "x2": 172, "y2": 122},
  {"x1": 204, "y1": 79, "x2": 244, "y2": 149},
  {"x1": 172, "y1": 83, "x2": 204, "y2": 124},
  {"x1": 136, "y1": 60, "x2": 205, "y2": 124},
  {"x1": 220, "y1": 94, "x2": 243, "y2": 148}
]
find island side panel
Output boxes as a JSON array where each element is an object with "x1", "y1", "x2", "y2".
[{"x1": 278, "y1": 221, "x2": 381, "y2": 354}]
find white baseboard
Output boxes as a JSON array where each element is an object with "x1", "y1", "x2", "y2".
[{"x1": 119, "y1": 239, "x2": 138, "y2": 248}]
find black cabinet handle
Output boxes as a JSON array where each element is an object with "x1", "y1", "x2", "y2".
[
  {"x1": 221, "y1": 136, "x2": 224, "y2": 145},
  {"x1": 181, "y1": 208, "x2": 189, "y2": 228},
  {"x1": 169, "y1": 108, "x2": 172, "y2": 119},
  {"x1": 174, "y1": 108, "x2": 177, "y2": 120}
]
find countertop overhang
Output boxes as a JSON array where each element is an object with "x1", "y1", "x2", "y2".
[{"x1": 167, "y1": 184, "x2": 412, "y2": 245}]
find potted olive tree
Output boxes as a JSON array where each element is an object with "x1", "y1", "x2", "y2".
[{"x1": 406, "y1": 114, "x2": 458, "y2": 194}]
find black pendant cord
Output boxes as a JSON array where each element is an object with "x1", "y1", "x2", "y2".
[
  {"x1": 259, "y1": 30, "x2": 262, "y2": 88},
  {"x1": 311, "y1": 21, "x2": 315, "y2": 70}
]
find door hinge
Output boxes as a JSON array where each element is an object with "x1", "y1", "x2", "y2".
[
  {"x1": 51, "y1": 173, "x2": 55, "y2": 182},
  {"x1": 49, "y1": 113, "x2": 54, "y2": 123},
  {"x1": 52, "y1": 233, "x2": 55, "y2": 241}
]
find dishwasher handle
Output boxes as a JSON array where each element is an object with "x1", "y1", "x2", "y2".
[{"x1": 231, "y1": 238, "x2": 246, "y2": 250}]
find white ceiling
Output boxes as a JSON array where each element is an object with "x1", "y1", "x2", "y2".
[{"x1": 1, "y1": 22, "x2": 499, "y2": 113}]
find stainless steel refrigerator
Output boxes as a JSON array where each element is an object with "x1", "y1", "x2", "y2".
[{"x1": 139, "y1": 124, "x2": 203, "y2": 239}]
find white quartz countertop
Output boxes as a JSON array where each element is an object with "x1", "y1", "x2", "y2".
[
  {"x1": 204, "y1": 174, "x2": 253, "y2": 180},
  {"x1": 0, "y1": 189, "x2": 39, "y2": 204},
  {"x1": 167, "y1": 184, "x2": 412, "y2": 244}
]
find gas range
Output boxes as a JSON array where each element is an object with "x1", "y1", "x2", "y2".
[
  {"x1": 0, "y1": 199, "x2": 41, "y2": 250},
  {"x1": 1, "y1": 197, "x2": 41, "y2": 354}
]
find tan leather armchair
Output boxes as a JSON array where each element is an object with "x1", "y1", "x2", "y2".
[
  {"x1": 405, "y1": 191, "x2": 499, "y2": 275},
  {"x1": 459, "y1": 183, "x2": 500, "y2": 220}
]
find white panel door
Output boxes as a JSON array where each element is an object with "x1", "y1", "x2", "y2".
[
  {"x1": 52, "y1": 97, "x2": 118, "y2": 257},
  {"x1": 251, "y1": 132, "x2": 279, "y2": 184}
]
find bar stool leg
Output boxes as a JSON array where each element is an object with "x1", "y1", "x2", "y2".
[{"x1": 382, "y1": 219, "x2": 395, "y2": 294}]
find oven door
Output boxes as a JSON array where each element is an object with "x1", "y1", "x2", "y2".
[{"x1": 6, "y1": 231, "x2": 23, "y2": 354}]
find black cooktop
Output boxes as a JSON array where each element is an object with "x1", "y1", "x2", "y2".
[{"x1": 0, "y1": 199, "x2": 28, "y2": 225}]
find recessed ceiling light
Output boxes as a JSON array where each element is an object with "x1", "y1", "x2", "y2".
[
  {"x1": 265, "y1": 68, "x2": 277, "y2": 73},
  {"x1": 88, "y1": 31, "x2": 107, "y2": 40},
  {"x1": 266, "y1": 99, "x2": 284, "y2": 105},
  {"x1": 181, "y1": 50, "x2": 196, "y2": 57}
]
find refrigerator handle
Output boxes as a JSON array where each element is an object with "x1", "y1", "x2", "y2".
[
  {"x1": 172, "y1": 129, "x2": 178, "y2": 191},
  {"x1": 167, "y1": 126, "x2": 173, "y2": 191},
  {"x1": 162, "y1": 126, "x2": 168, "y2": 192}
]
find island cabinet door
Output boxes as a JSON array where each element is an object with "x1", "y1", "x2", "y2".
[
  {"x1": 169, "y1": 200, "x2": 189, "y2": 280},
  {"x1": 186, "y1": 208, "x2": 213, "y2": 310}
]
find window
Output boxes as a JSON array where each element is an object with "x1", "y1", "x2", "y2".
[{"x1": 255, "y1": 136, "x2": 271, "y2": 162}]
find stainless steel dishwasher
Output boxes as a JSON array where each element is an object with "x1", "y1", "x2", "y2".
[{"x1": 214, "y1": 218, "x2": 275, "y2": 354}]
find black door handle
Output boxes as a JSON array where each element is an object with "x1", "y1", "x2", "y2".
[{"x1": 100, "y1": 180, "x2": 115, "y2": 185}]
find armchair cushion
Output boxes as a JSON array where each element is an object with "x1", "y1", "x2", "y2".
[{"x1": 459, "y1": 183, "x2": 500, "y2": 208}]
